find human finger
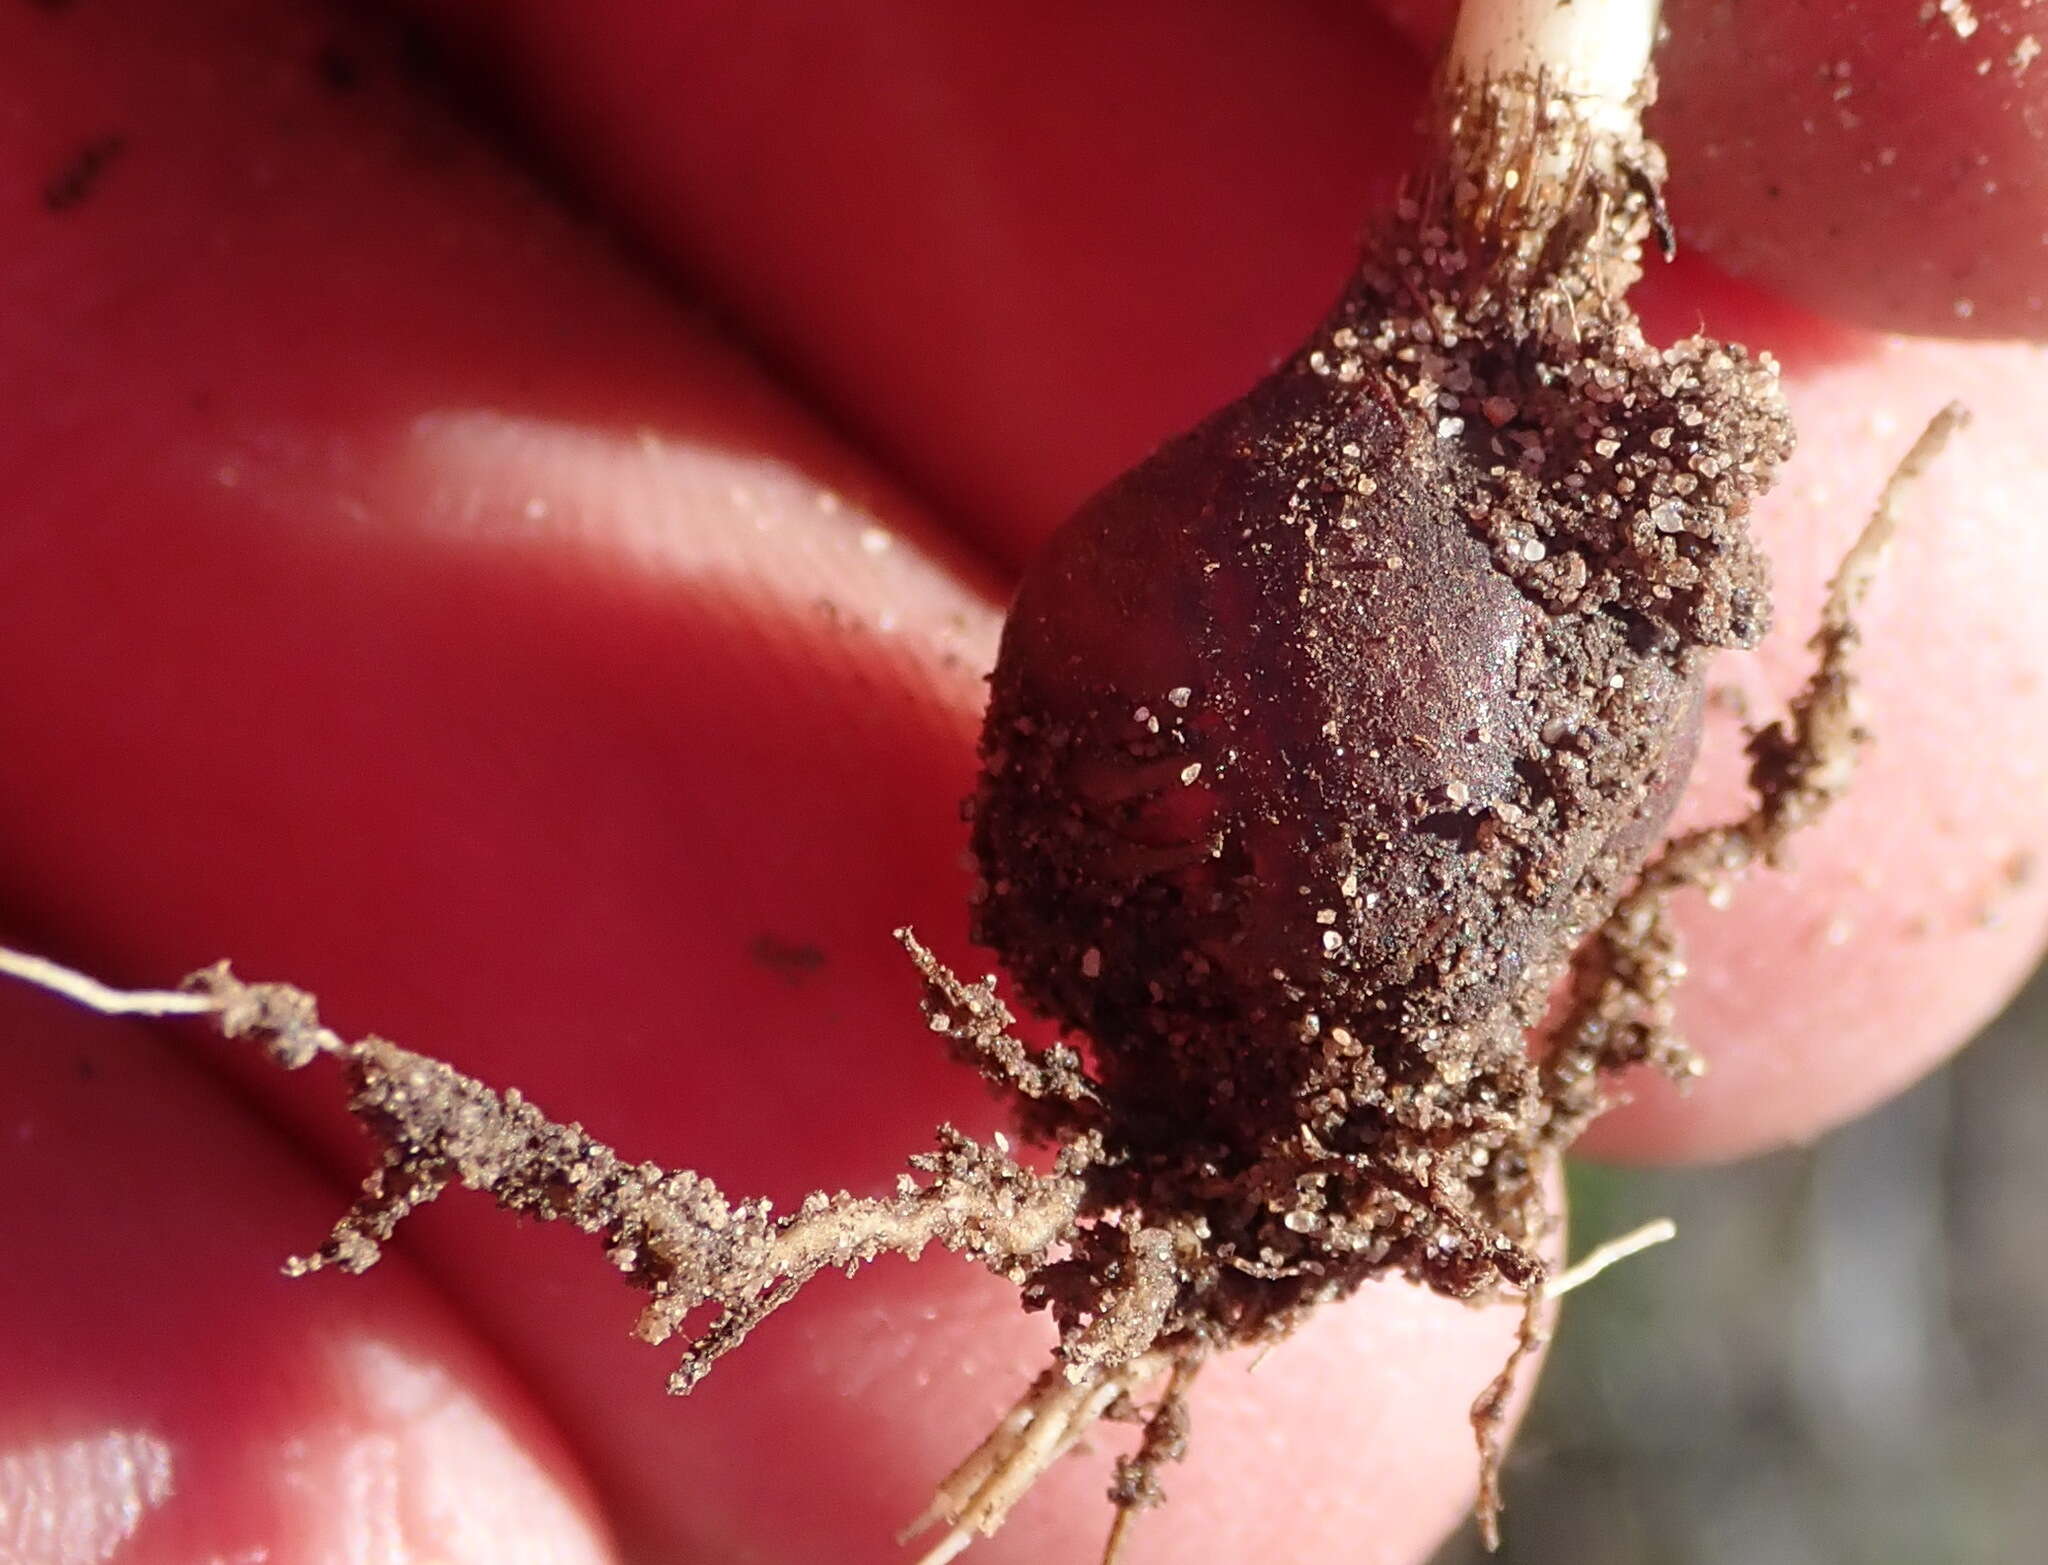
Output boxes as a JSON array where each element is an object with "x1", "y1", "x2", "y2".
[{"x1": 0, "y1": 4, "x2": 1542, "y2": 1560}]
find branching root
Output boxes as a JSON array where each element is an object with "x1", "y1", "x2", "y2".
[
  {"x1": 903, "y1": 1350, "x2": 1183, "y2": 1565},
  {"x1": 1540, "y1": 404, "x2": 1968, "y2": 1145},
  {"x1": 1, "y1": 955, "x2": 1088, "y2": 1398}
]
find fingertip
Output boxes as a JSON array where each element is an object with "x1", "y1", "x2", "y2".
[
  {"x1": 0, "y1": 985, "x2": 617, "y2": 1565},
  {"x1": 1653, "y1": 0, "x2": 2048, "y2": 339}
]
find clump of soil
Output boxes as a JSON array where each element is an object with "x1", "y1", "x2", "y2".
[{"x1": 0, "y1": 34, "x2": 1962, "y2": 1565}]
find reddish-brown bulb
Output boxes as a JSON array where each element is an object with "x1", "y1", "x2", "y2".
[{"x1": 972, "y1": 332, "x2": 1725, "y2": 1147}]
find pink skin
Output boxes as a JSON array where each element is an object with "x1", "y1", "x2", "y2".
[
  {"x1": 1, "y1": 2, "x2": 2044, "y2": 1563},
  {"x1": 0, "y1": 988, "x2": 614, "y2": 1565}
]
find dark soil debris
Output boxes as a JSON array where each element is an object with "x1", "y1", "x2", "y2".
[
  {"x1": 749, "y1": 932, "x2": 829, "y2": 985},
  {"x1": 314, "y1": 40, "x2": 366, "y2": 94},
  {"x1": 42, "y1": 134, "x2": 125, "y2": 214}
]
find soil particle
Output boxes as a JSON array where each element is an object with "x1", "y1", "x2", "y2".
[
  {"x1": 1927, "y1": 0, "x2": 1982, "y2": 43},
  {"x1": 1971, "y1": 849, "x2": 2041, "y2": 928},
  {"x1": 1707, "y1": 682, "x2": 1754, "y2": 721}
]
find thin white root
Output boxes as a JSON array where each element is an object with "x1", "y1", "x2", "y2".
[
  {"x1": 1101, "y1": 1503, "x2": 1140, "y2": 1565},
  {"x1": 906, "y1": 1354, "x2": 1173, "y2": 1565},
  {"x1": 1546, "y1": 1217, "x2": 1677, "y2": 1298},
  {"x1": 902, "y1": 1389, "x2": 1050, "y2": 1543},
  {"x1": 912, "y1": 1376, "x2": 1125, "y2": 1565},
  {"x1": 0, "y1": 946, "x2": 220, "y2": 1017},
  {"x1": 1823, "y1": 401, "x2": 1970, "y2": 633}
]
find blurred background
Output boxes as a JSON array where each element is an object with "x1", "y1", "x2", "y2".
[{"x1": 1433, "y1": 962, "x2": 2048, "y2": 1565}]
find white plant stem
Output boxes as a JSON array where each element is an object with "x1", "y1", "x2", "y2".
[{"x1": 1448, "y1": 0, "x2": 1661, "y2": 135}]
